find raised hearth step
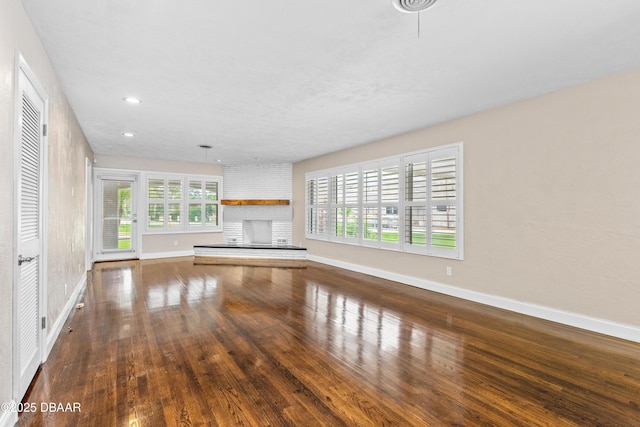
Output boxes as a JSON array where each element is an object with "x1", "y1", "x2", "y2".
[{"x1": 193, "y1": 244, "x2": 307, "y2": 268}]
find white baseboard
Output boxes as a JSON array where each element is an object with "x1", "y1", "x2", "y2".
[
  {"x1": 140, "y1": 249, "x2": 194, "y2": 260},
  {"x1": 0, "y1": 404, "x2": 18, "y2": 427},
  {"x1": 309, "y1": 255, "x2": 640, "y2": 343},
  {"x1": 45, "y1": 272, "x2": 87, "y2": 360}
]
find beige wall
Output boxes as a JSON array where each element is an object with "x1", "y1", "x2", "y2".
[
  {"x1": 142, "y1": 232, "x2": 223, "y2": 255},
  {"x1": 94, "y1": 154, "x2": 224, "y2": 255},
  {"x1": 294, "y1": 68, "x2": 640, "y2": 328},
  {"x1": 0, "y1": 0, "x2": 94, "y2": 407},
  {"x1": 46, "y1": 91, "x2": 94, "y2": 327}
]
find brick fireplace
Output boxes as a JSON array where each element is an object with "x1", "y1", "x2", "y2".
[{"x1": 222, "y1": 164, "x2": 292, "y2": 246}]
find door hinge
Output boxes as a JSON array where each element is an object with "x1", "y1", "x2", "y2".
[
  {"x1": 41, "y1": 316, "x2": 46, "y2": 329},
  {"x1": 42, "y1": 124, "x2": 47, "y2": 136}
]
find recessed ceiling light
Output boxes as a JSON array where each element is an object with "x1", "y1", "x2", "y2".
[
  {"x1": 122, "y1": 132, "x2": 135, "y2": 137},
  {"x1": 123, "y1": 97, "x2": 141, "y2": 104}
]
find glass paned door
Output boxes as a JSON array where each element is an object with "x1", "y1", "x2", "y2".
[{"x1": 95, "y1": 173, "x2": 138, "y2": 261}]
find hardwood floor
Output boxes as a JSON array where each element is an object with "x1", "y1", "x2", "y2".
[{"x1": 18, "y1": 258, "x2": 640, "y2": 426}]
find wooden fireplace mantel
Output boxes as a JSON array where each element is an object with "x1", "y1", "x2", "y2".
[{"x1": 221, "y1": 199, "x2": 290, "y2": 206}]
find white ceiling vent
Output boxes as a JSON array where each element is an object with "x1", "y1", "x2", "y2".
[{"x1": 392, "y1": 0, "x2": 437, "y2": 13}]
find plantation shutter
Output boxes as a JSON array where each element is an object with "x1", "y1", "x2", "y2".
[
  {"x1": 204, "y1": 180, "x2": 219, "y2": 227},
  {"x1": 404, "y1": 155, "x2": 428, "y2": 249},
  {"x1": 316, "y1": 177, "x2": 329, "y2": 235},
  {"x1": 306, "y1": 178, "x2": 317, "y2": 235},
  {"x1": 344, "y1": 171, "x2": 359, "y2": 240},
  {"x1": 148, "y1": 178, "x2": 165, "y2": 230},
  {"x1": 362, "y1": 167, "x2": 379, "y2": 242},
  {"x1": 429, "y1": 147, "x2": 460, "y2": 257},
  {"x1": 331, "y1": 174, "x2": 344, "y2": 237}
]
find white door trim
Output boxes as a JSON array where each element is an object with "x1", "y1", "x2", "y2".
[
  {"x1": 13, "y1": 52, "x2": 49, "y2": 401},
  {"x1": 93, "y1": 170, "x2": 140, "y2": 261},
  {"x1": 85, "y1": 157, "x2": 94, "y2": 270}
]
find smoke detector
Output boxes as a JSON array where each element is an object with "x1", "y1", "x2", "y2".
[{"x1": 392, "y1": 0, "x2": 437, "y2": 13}]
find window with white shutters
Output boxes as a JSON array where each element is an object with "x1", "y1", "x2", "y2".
[
  {"x1": 404, "y1": 147, "x2": 460, "y2": 257},
  {"x1": 167, "y1": 179, "x2": 183, "y2": 229},
  {"x1": 187, "y1": 178, "x2": 221, "y2": 230},
  {"x1": 188, "y1": 180, "x2": 203, "y2": 227},
  {"x1": 146, "y1": 173, "x2": 222, "y2": 233},
  {"x1": 305, "y1": 142, "x2": 463, "y2": 259},
  {"x1": 430, "y1": 153, "x2": 457, "y2": 255},
  {"x1": 404, "y1": 156, "x2": 427, "y2": 249},
  {"x1": 204, "y1": 180, "x2": 219, "y2": 228},
  {"x1": 147, "y1": 178, "x2": 165, "y2": 230}
]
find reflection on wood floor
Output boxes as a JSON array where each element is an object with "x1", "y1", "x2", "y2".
[{"x1": 19, "y1": 258, "x2": 640, "y2": 426}]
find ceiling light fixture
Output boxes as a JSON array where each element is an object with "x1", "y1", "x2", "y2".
[
  {"x1": 198, "y1": 144, "x2": 213, "y2": 159},
  {"x1": 122, "y1": 132, "x2": 135, "y2": 137},
  {"x1": 392, "y1": 0, "x2": 437, "y2": 38},
  {"x1": 123, "y1": 96, "x2": 141, "y2": 104},
  {"x1": 392, "y1": 0, "x2": 437, "y2": 13}
]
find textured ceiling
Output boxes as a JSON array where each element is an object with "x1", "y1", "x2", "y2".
[{"x1": 21, "y1": 0, "x2": 640, "y2": 164}]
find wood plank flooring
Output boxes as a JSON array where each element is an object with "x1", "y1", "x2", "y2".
[{"x1": 18, "y1": 258, "x2": 640, "y2": 426}]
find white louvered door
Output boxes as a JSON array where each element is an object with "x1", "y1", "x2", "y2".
[{"x1": 15, "y1": 65, "x2": 46, "y2": 401}]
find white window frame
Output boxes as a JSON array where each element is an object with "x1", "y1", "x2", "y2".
[
  {"x1": 186, "y1": 176, "x2": 222, "y2": 231},
  {"x1": 304, "y1": 142, "x2": 463, "y2": 260},
  {"x1": 144, "y1": 172, "x2": 223, "y2": 234}
]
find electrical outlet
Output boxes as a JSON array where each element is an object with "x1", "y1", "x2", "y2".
[
  {"x1": 446, "y1": 266, "x2": 452, "y2": 276},
  {"x1": 173, "y1": 240, "x2": 178, "y2": 246}
]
